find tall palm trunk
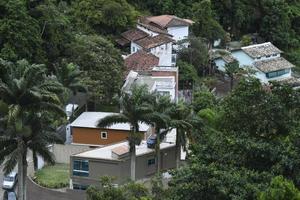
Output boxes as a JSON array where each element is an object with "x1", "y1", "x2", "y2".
[
  {"x1": 17, "y1": 140, "x2": 27, "y2": 200},
  {"x1": 130, "y1": 144, "x2": 136, "y2": 181},
  {"x1": 130, "y1": 126, "x2": 137, "y2": 181},
  {"x1": 155, "y1": 127, "x2": 161, "y2": 174},
  {"x1": 175, "y1": 131, "x2": 181, "y2": 169}
]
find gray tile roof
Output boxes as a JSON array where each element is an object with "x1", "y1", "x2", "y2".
[
  {"x1": 242, "y1": 42, "x2": 282, "y2": 58},
  {"x1": 254, "y1": 57, "x2": 294, "y2": 73}
]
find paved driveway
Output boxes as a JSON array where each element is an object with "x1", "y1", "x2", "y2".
[{"x1": 27, "y1": 178, "x2": 86, "y2": 200}]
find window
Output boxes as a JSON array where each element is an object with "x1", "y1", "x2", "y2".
[
  {"x1": 257, "y1": 57, "x2": 261, "y2": 60},
  {"x1": 132, "y1": 46, "x2": 136, "y2": 52},
  {"x1": 147, "y1": 158, "x2": 155, "y2": 166},
  {"x1": 73, "y1": 183, "x2": 88, "y2": 190},
  {"x1": 272, "y1": 54, "x2": 278, "y2": 57},
  {"x1": 101, "y1": 131, "x2": 108, "y2": 139},
  {"x1": 266, "y1": 55, "x2": 271, "y2": 58},
  {"x1": 266, "y1": 69, "x2": 289, "y2": 78},
  {"x1": 158, "y1": 91, "x2": 170, "y2": 97},
  {"x1": 73, "y1": 160, "x2": 89, "y2": 177},
  {"x1": 172, "y1": 54, "x2": 176, "y2": 63}
]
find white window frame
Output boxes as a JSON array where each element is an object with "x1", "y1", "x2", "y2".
[{"x1": 101, "y1": 131, "x2": 108, "y2": 139}]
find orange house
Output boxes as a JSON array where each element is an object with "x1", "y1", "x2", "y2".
[{"x1": 70, "y1": 112, "x2": 150, "y2": 146}]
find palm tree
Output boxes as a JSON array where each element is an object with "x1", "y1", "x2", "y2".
[
  {"x1": 169, "y1": 102, "x2": 201, "y2": 168},
  {"x1": 149, "y1": 95, "x2": 173, "y2": 174},
  {"x1": 53, "y1": 61, "x2": 87, "y2": 103},
  {"x1": 0, "y1": 59, "x2": 65, "y2": 200},
  {"x1": 224, "y1": 61, "x2": 241, "y2": 90},
  {"x1": 97, "y1": 85, "x2": 154, "y2": 181}
]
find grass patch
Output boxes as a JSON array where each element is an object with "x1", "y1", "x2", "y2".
[{"x1": 34, "y1": 163, "x2": 69, "y2": 189}]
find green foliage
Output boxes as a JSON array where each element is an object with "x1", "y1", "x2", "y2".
[
  {"x1": 177, "y1": 37, "x2": 209, "y2": 76},
  {"x1": 221, "y1": 78, "x2": 299, "y2": 137},
  {"x1": 54, "y1": 61, "x2": 86, "y2": 103},
  {"x1": 72, "y1": 0, "x2": 138, "y2": 34},
  {"x1": 34, "y1": 164, "x2": 69, "y2": 189},
  {"x1": 258, "y1": 176, "x2": 300, "y2": 200},
  {"x1": 192, "y1": 0, "x2": 225, "y2": 43},
  {"x1": 86, "y1": 176, "x2": 151, "y2": 200},
  {"x1": 66, "y1": 34, "x2": 124, "y2": 105},
  {"x1": 169, "y1": 77, "x2": 300, "y2": 200},
  {"x1": 241, "y1": 35, "x2": 252, "y2": 46},
  {"x1": 177, "y1": 60, "x2": 200, "y2": 84},
  {"x1": 192, "y1": 87, "x2": 217, "y2": 113},
  {"x1": 0, "y1": 0, "x2": 44, "y2": 62}
]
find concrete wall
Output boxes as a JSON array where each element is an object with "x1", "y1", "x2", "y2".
[
  {"x1": 150, "y1": 43, "x2": 173, "y2": 66},
  {"x1": 151, "y1": 68, "x2": 178, "y2": 101},
  {"x1": 167, "y1": 26, "x2": 189, "y2": 41},
  {"x1": 131, "y1": 42, "x2": 142, "y2": 54},
  {"x1": 232, "y1": 50, "x2": 254, "y2": 67},
  {"x1": 255, "y1": 69, "x2": 292, "y2": 83},
  {"x1": 51, "y1": 144, "x2": 92, "y2": 164},
  {"x1": 70, "y1": 146, "x2": 176, "y2": 187},
  {"x1": 214, "y1": 58, "x2": 226, "y2": 72}
]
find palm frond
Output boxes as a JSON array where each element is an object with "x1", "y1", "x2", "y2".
[{"x1": 97, "y1": 114, "x2": 129, "y2": 128}]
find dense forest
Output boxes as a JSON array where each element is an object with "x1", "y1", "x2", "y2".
[
  {"x1": 0, "y1": 0, "x2": 299, "y2": 106},
  {"x1": 1, "y1": 1, "x2": 300, "y2": 200}
]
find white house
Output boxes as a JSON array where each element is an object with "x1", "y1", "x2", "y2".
[
  {"x1": 214, "y1": 42, "x2": 296, "y2": 84},
  {"x1": 131, "y1": 35, "x2": 174, "y2": 66},
  {"x1": 122, "y1": 68, "x2": 178, "y2": 102},
  {"x1": 117, "y1": 15, "x2": 193, "y2": 67}
]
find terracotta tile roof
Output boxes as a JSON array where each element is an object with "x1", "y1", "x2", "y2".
[
  {"x1": 121, "y1": 28, "x2": 149, "y2": 42},
  {"x1": 242, "y1": 42, "x2": 282, "y2": 58},
  {"x1": 112, "y1": 145, "x2": 129, "y2": 156},
  {"x1": 144, "y1": 15, "x2": 193, "y2": 28},
  {"x1": 135, "y1": 35, "x2": 174, "y2": 50},
  {"x1": 254, "y1": 57, "x2": 294, "y2": 73},
  {"x1": 137, "y1": 22, "x2": 170, "y2": 35},
  {"x1": 116, "y1": 37, "x2": 130, "y2": 46},
  {"x1": 276, "y1": 77, "x2": 300, "y2": 87},
  {"x1": 124, "y1": 50, "x2": 159, "y2": 76}
]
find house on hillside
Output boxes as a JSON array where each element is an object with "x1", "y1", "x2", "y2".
[
  {"x1": 122, "y1": 66, "x2": 178, "y2": 102},
  {"x1": 213, "y1": 42, "x2": 299, "y2": 85},
  {"x1": 70, "y1": 129, "x2": 177, "y2": 189},
  {"x1": 131, "y1": 35, "x2": 174, "y2": 66},
  {"x1": 70, "y1": 112, "x2": 150, "y2": 146},
  {"x1": 117, "y1": 15, "x2": 193, "y2": 66}
]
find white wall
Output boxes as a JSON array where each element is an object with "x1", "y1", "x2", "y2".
[
  {"x1": 136, "y1": 24, "x2": 159, "y2": 37},
  {"x1": 150, "y1": 76, "x2": 176, "y2": 101},
  {"x1": 150, "y1": 43, "x2": 172, "y2": 66},
  {"x1": 232, "y1": 50, "x2": 254, "y2": 67},
  {"x1": 167, "y1": 26, "x2": 189, "y2": 42},
  {"x1": 255, "y1": 69, "x2": 292, "y2": 83},
  {"x1": 131, "y1": 42, "x2": 142, "y2": 54},
  {"x1": 214, "y1": 59, "x2": 226, "y2": 72}
]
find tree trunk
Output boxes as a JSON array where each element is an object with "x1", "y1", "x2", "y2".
[
  {"x1": 17, "y1": 142, "x2": 27, "y2": 200},
  {"x1": 18, "y1": 154, "x2": 24, "y2": 200},
  {"x1": 23, "y1": 155, "x2": 27, "y2": 200},
  {"x1": 230, "y1": 77, "x2": 234, "y2": 90},
  {"x1": 130, "y1": 144, "x2": 136, "y2": 181},
  {"x1": 175, "y1": 132, "x2": 181, "y2": 169},
  {"x1": 155, "y1": 127, "x2": 161, "y2": 174}
]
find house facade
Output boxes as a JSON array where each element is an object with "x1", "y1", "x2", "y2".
[
  {"x1": 122, "y1": 66, "x2": 178, "y2": 102},
  {"x1": 214, "y1": 42, "x2": 296, "y2": 84},
  {"x1": 70, "y1": 112, "x2": 150, "y2": 146},
  {"x1": 117, "y1": 15, "x2": 193, "y2": 67},
  {"x1": 70, "y1": 130, "x2": 177, "y2": 189}
]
